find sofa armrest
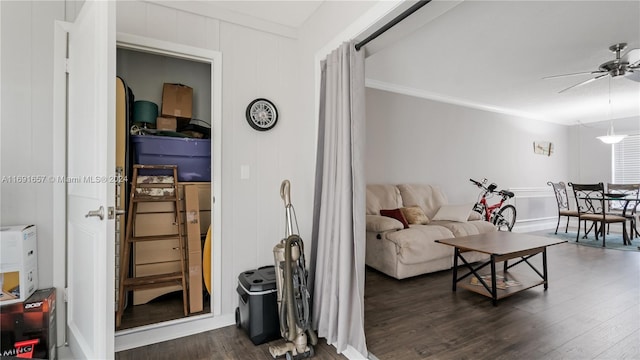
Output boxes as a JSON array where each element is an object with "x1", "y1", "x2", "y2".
[{"x1": 366, "y1": 214, "x2": 403, "y2": 232}]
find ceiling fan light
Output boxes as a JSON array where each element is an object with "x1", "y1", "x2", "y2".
[
  {"x1": 597, "y1": 134, "x2": 627, "y2": 144},
  {"x1": 597, "y1": 123, "x2": 627, "y2": 144}
]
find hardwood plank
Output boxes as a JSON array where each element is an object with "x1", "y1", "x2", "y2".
[
  {"x1": 595, "y1": 329, "x2": 640, "y2": 359},
  {"x1": 116, "y1": 321, "x2": 344, "y2": 360},
  {"x1": 365, "y1": 230, "x2": 640, "y2": 360},
  {"x1": 117, "y1": 229, "x2": 639, "y2": 359}
]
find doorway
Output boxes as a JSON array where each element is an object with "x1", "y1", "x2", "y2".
[
  {"x1": 113, "y1": 34, "x2": 223, "y2": 347},
  {"x1": 52, "y1": 28, "x2": 224, "y2": 353},
  {"x1": 115, "y1": 47, "x2": 212, "y2": 330}
]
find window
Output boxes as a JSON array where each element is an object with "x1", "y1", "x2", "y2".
[{"x1": 613, "y1": 134, "x2": 640, "y2": 183}]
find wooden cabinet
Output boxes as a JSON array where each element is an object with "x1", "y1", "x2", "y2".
[{"x1": 133, "y1": 182, "x2": 211, "y2": 306}]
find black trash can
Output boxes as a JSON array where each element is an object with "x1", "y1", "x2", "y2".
[{"x1": 235, "y1": 265, "x2": 281, "y2": 345}]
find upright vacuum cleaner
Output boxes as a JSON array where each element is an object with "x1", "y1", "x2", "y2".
[{"x1": 269, "y1": 180, "x2": 318, "y2": 360}]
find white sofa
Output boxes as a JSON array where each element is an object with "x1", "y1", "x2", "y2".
[{"x1": 366, "y1": 184, "x2": 496, "y2": 279}]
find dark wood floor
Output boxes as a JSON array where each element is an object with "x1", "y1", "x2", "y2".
[
  {"x1": 116, "y1": 231, "x2": 640, "y2": 360},
  {"x1": 364, "y1": 236, "x2": 640, "y2": 359},
  {"x1": 115, "y1": 325, "x2": 345, "y2": 360}
]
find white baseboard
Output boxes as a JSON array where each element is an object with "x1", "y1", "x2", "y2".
[
  {"x1": 114, "y1": 313, "x2": 235, "y2": 352},
  {"x1": 513, "y1": 219, "x2": 558, "y2": 233}
]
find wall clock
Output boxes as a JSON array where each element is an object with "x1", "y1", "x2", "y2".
[{"x1": 245, "y1": 98, "x2": 278, "y2": 131}]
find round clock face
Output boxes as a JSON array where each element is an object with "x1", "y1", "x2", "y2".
[{"x1": 246, "y1": 98, "x2": 278, "y2": 131}]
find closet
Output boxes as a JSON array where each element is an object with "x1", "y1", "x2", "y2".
[{"x1": 114, "y1": 37, "x2": 219, "y2": 332}]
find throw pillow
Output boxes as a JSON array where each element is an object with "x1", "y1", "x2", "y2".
[
  {"x1": 432, "y1": 204, "x2": 474, "y2": 222},
  {"x1": 380, "y1": 208, "x2": 410, "y2": 229},
  {"x1": 400, "y1": 206, "x2": 430, "y2": 225},
  {"x1": 366, "y1": 215, "x2": 404, "y2": 232}
]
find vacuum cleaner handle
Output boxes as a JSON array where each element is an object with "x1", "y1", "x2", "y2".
[{"x1": 280, "y1": 180, "x2": 291, "y2": 207}]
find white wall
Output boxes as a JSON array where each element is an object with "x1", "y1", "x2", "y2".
[
  {"x1": 365, "y1": 88, "x2": 571, "y2": 197},
  {"x1": 569, "y1": 116, "x2": 640, "y2": 184},
  {"x1": 364, "y1": 88, "x2": 571, "y2": 228}
]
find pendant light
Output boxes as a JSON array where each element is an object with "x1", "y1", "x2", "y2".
[{"x1": 596, "y1": 77, "x2": 627, "y2": 144}]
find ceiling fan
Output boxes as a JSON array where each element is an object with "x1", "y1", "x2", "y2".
[{"x1": 545, "y1": 43, "x2": 640, "y2": 93}]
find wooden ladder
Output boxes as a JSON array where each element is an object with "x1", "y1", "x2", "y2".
[{"x1": 116, "y1": 165, "x2": 188, "y2": 328}]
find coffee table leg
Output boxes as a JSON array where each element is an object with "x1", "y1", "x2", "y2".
[
  {"x1": 453, "y1": 247, "x2": 459, "y2": 291},
  {"x1": 491, "y1": 255, "x2": 497, "y2": 306},
  {"x1": 543, "y1": 248, "x2": 548, "y2": 290}
]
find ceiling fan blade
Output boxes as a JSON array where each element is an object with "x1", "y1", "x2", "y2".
[
  {"x1": 621, "y1": 48, "x2": 640, "y2": 65},
  {"x1": 558, "y1": 73, "x2": 609, "y2": 93},
  {"x1": 625, "y1": 69, "x2": 640, "y2": 82},
  {"x1": 543, "y1": 70, "x2": 605, "y2": 79}
]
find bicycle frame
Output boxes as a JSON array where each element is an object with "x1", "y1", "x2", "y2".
[
  {"x1": 470, "y1": 179, "x2": 514, "y2": 223},
  {"x1": 475, "y1": 190, "x2": 507, "y2": 222}
]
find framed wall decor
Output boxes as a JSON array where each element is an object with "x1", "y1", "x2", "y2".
[{"x1": 533, "y1": 141, "x2": 554, "y2": 156}]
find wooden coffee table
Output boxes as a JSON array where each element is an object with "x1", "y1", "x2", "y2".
[{"x1": 436, "y1": 231, "x2": 566, "y2": 305}]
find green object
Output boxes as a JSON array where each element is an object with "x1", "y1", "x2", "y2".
[{"x1": 133, "y1": 100, "x2": 158, "y2": 125}]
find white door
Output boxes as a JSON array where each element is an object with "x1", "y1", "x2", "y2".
[{"x1": 66, "y1": 1, "x2": 116, "y2": 358}]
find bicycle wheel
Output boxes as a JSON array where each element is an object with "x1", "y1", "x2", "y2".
[{"x1": 493, "y1": 205, "x2": 516, "y2": 231}]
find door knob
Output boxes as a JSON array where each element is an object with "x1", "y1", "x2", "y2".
[
  {"x1": 108, "y1": 207, "x2": 125, "y2": 219},
  {"x1": 85, "y1": 206, "x2": 105, "y2": 220}
]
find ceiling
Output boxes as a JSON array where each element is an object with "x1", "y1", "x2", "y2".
[
  {"x1": 364, "y1": 0, "x2": 640, "y2": 125},
  {"x1": 163, "y1": 1, "x2": 639, "y2": 126},
  {"x1": 164, "y1": 0, "x2": 323, "y2": 29},
  {"x1": 210, "y1": 0, "x2": 323, "y2": 28}
]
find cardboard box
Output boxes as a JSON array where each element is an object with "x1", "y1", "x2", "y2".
[
  {"x1": 187, "y1": 252, "x2": 203, "y2": 313},
  {"x1": 1, "y1": 225, "x2": 38, "y2": 305},
  {"x1": 185, "y1": 185, "x2": 203, "y2": 313},
  {"x1": 0, "y1": 287, "x2": 56, "y2": 359},
  {"x1": 161, "y1": 83, "x2": 192, "y2": 119},
  {"x1": 134, "y1": 213, "x2": 178, "y2": 237},
  {"x1": 156, "y1": 116, "x2": 177, "y2": 131}
]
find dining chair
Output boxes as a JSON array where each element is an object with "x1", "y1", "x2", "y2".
[
  {"x1": 568, "y1": 182, "x2": 628, "y2": 247},
  {"x1": 606, "y1": 183, "x2": 640, "y2": 239},
  {"x1": 547, "y1": 181, "x2": 579, "y2": 234}
]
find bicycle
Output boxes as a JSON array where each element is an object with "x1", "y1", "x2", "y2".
[{"x1": 469, "y1": 178, "x2": 517, "y2": 231}]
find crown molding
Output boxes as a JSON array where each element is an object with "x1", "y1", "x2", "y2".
[
  {"x1": 145, "y1": 0, "x2": 298, "y2": 39},
  {"x1": 365, "y1": 78, "x2": 550, "y2": 123}
]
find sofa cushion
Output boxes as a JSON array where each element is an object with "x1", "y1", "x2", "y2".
[
  {"x1": 397, "y1": 184, "x2": 448, "y2": 220},
  {"x1": 432, "y1": 204, "x2": 474, "y2": 222},
  {"x1": 431, "y1": 220, "x2": 496, "y2": 237},
  {"x1": 366, "y1": 215, "x2": 404, "y2": 232},
  {"x1": 400, "y1": 206, "x2": 429, "y2": 225},
  {"x1": 366, "y1": 185, "x2": 403, "y2": 215},
  {"x1": 468, "y1": 211, "x2": 483, "y2": 221},
  {"x1": 380, "y1": 209, "x2": 409, "y2": 229},
  {"x1": 384, "y1": 225, "x2": 454, "y2": 265}
]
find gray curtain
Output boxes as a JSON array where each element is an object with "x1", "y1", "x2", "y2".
[{"x1": 309, "y1": 40, "x2": 367, "y2": 355}]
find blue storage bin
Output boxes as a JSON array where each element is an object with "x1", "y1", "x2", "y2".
[{"x1": 131, "y1": 135, "x2": 211, "y2": 182}]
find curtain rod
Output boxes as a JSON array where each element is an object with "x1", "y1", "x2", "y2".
[{"x1": 355, "y1": 0, "x2": 432, "y2": 51}]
